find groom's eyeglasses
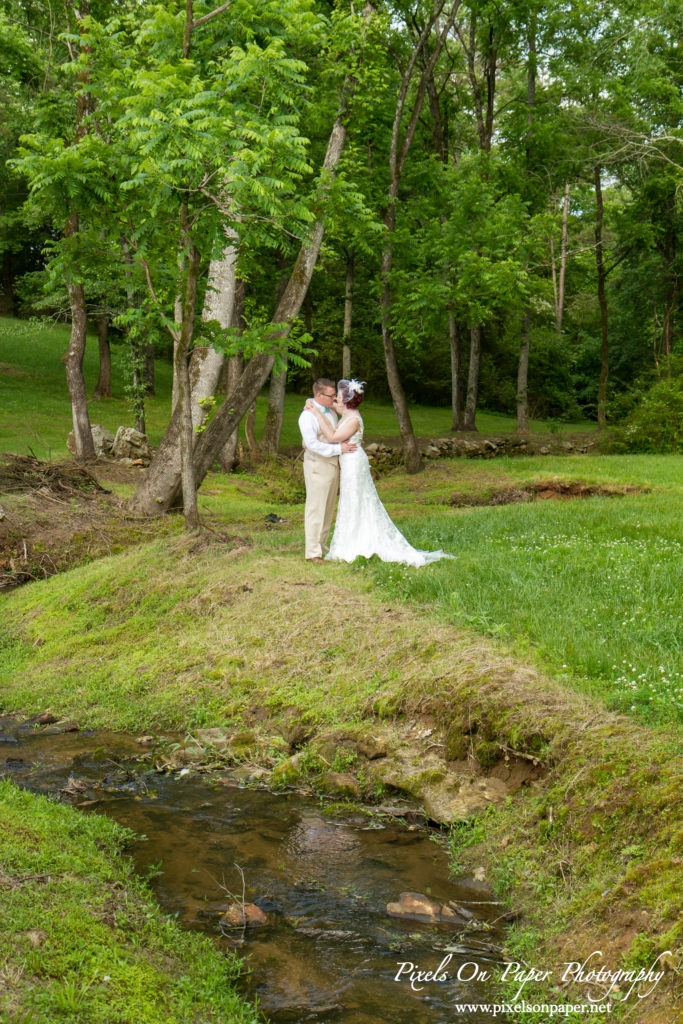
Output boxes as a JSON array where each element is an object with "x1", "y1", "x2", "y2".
[{"x1": 319, "y1": 391, "x2": 335, "y2": 400}]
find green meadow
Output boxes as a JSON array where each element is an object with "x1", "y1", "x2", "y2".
[
  {"x1": 1, "y1": 318, "x2": 681, "y2": 1023},
  {"x1": 1, "y1": 318, "x2": 681, "y2": 727},
  {"x1": 365, "y1": 455, "x2": 683, "y2": 726}
]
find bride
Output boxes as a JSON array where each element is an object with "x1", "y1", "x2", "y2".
[{"x1": 304, "y1": 379, "x2": 453, "y2": 566}]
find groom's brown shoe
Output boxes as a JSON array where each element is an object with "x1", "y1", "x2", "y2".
[{"x1": 306, "y1": 556, "x2": 324, "y2": 564}]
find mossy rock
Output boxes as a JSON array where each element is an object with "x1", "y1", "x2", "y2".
[
  {"x1": 355, "y1": 732, "x2": 389, "y2": 760},
  {"x1": 309, "y1": 733, "x2": 357, "y2": 766},
  {"x1": 378, "y1": 765, "x2": 447, "y2": 799},
  {"x1": 228, "y1": 729, "x2": 259, "y2": 752},
  {"x1": 223, "y1": 729, "x2": 273, "y2": 761},
  {"x1": 271, "y1": 755, "x2": 303, "y2": 787},
  {"x1": 317, "y1": 771, "x2": 362, "y2": 799}
]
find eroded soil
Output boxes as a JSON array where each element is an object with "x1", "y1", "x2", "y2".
[
  {"x1": 0, "y1": 454, "x2": 174, "y2": 588},
  {"x1": 449, "y1": 479, "x2": 646, "y2": 506}
]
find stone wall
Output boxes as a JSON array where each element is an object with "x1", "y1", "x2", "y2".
[{"x1": 365, "y1": 435, "x2": 595, "y2": 472}]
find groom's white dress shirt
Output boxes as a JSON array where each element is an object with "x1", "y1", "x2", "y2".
[{"x1": 298, "y1": 402, "x2": 341, "y2": 457}]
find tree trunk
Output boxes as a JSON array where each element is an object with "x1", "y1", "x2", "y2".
[
  {"x1": 173, "y1": 6, "x2": 199, "y2": 530},
  {"x1": 381, "y1": 231, "x2": 422, "y2": 472},
  {"x1": 218, "y1": 279, "x2": 246, "y2": 471},
  {"x1": 260, "y1": 367, "x2": 287, "y2": 455},
  {"x1": 550, "y1": 236, "x2": 558, "y2": 324},
  {"x1": 218, "y1": 355, "x2": 244, "y2": 471},
  {"x1": 342, "y1": 249, "x2": 353, "y2": 378},
  {"x1": 192, "y1": 226, "x2": 239, "y2": 424},
  {"x1": 557, "y1": 181, "x2": 570, "y2": 332},
  {"x1": 63, "y1": 274, "x2": 95, "y2": 460},
  {"x1": 260, "y1": 260, "x2": 292, "y2": 456},
  {"x1": 381, "y1": 0, "x2": 461, "y2": 474},
  {"x1": 129, "y1": 82, "x2": 353, "y2": 514},
  {"x1": 129, "y1": 230, "x2": 239, "y2": 513},
  {"x1": 594, "y1": 164, "x2": 609, "y2": 429},
  {"x1": 121, "y1": 239, "x2": 146, "y2": 434},
  {"x1": 517, "y1": 310, "x2": 530, "y2": 432},
  {"x1": 62, "y1": 3, "x2": 95, "y2": 461},
  {"x1": 175, "y1": 214, "x2": 202, "y2": 531},
  {"x1": 305, "y1": 291, "x2": 319, "y2": 383},
  {"x1": 662, "y1": 274, "x2": 678, "y2": 359},
  {"x1": 63, "y1": 212, "x2": 95, "y2": 460},
  {"x1": 172, "y1": 253, "x2": 185, "y2": 411},
  {"x1": 133, "y1": 354, "x2": 146, "y2": 434},
  {"x1": 464, "y1": 323, "x2": 481, "y2": 431},
  {"x1": 93, "y1": 316, "x2": 112, "y2": 399},
  {"x1": 144, "y1": 342, "x2": 155, "y2": 395},
  {"x1": 449, "y1": 314, "x2": 464, "y2": 430},
  {"x1": 380, "y1": 212, "x2": 421, "y2": 466}
]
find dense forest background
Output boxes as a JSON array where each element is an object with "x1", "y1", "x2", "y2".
[{"x1": 1, "y1": 0, "x2": 681, "y2": 474}]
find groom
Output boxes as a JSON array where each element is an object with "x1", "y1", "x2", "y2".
[{"x1": 299, "y1": 378, "x2": 356, "y2": 563}]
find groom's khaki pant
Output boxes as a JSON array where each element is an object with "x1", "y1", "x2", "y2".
[{"x1": 303, "y1": 450, "x2": 339, "y2": 559}]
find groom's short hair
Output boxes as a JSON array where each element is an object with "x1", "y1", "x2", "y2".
[{"x1": 313, "y1": 378, "x2": 336, "y2": 395}]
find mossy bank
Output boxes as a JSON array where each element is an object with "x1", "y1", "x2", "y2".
[{"x1": 1, "y1": 528, "x2": 681, "y2": 1024}]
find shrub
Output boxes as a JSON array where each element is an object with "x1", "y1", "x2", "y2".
[{"x1": 611, "y1": 358, "x2": 683, "y2": 453}]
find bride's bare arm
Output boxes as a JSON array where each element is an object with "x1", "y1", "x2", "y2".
[{"x1": 305, "y1": 401, "x2": 359, "y2": 442}]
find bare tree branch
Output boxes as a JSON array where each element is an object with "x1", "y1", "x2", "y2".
[{"x1": 192, "y1": 1, "x2": 232, "y2": 30}]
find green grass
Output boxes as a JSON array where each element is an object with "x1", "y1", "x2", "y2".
[
  {"x1": 358, "y1": 456, "x2": 683, "y2": 726},
  {"x1": 0, "y1": 316, "x2": 592, "y2": 460},
  {"x1": 3, "y1": 452, "x2": 682, "y2": 731},
  {"x1": 191, "y1": 454, "x2": 683, "y2": 729},
  {"x1": 0, "y1": 779, "x2": 259, "y2": 1024},
  {"x1": 0, "y1": 534, "x2": 480, "y2": 731}
]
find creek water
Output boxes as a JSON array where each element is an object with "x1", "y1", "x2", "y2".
[{"x1": 1, "y1": 722, "x2": 508, "y2": 1023}]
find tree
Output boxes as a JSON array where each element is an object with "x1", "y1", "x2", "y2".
[
  {"x1": 129, "y1": 2, "x2": 366, "y2": 513},
  {"x1": 12, "y1": 0, "x2": 113, "y2": 458},
  {"x1": 378, "y1": 0, "x2": 461, "y2": 471}
]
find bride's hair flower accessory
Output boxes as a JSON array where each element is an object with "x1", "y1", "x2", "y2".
[{"x1": 338, "y1": 378, "x2": 365, "y2": 409}]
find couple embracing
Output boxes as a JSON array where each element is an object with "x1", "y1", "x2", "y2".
[{"x1": 298, "y1": 378, "x2": 452, "y2": 567}]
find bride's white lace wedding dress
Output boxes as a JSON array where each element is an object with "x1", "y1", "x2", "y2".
[{"x1": 326, "y1": 415, "x2": 452, "y2": 566}]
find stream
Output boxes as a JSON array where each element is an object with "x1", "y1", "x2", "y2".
[{"x1": 1, "y1": 720, "x2": 509, "y2": 1023}]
